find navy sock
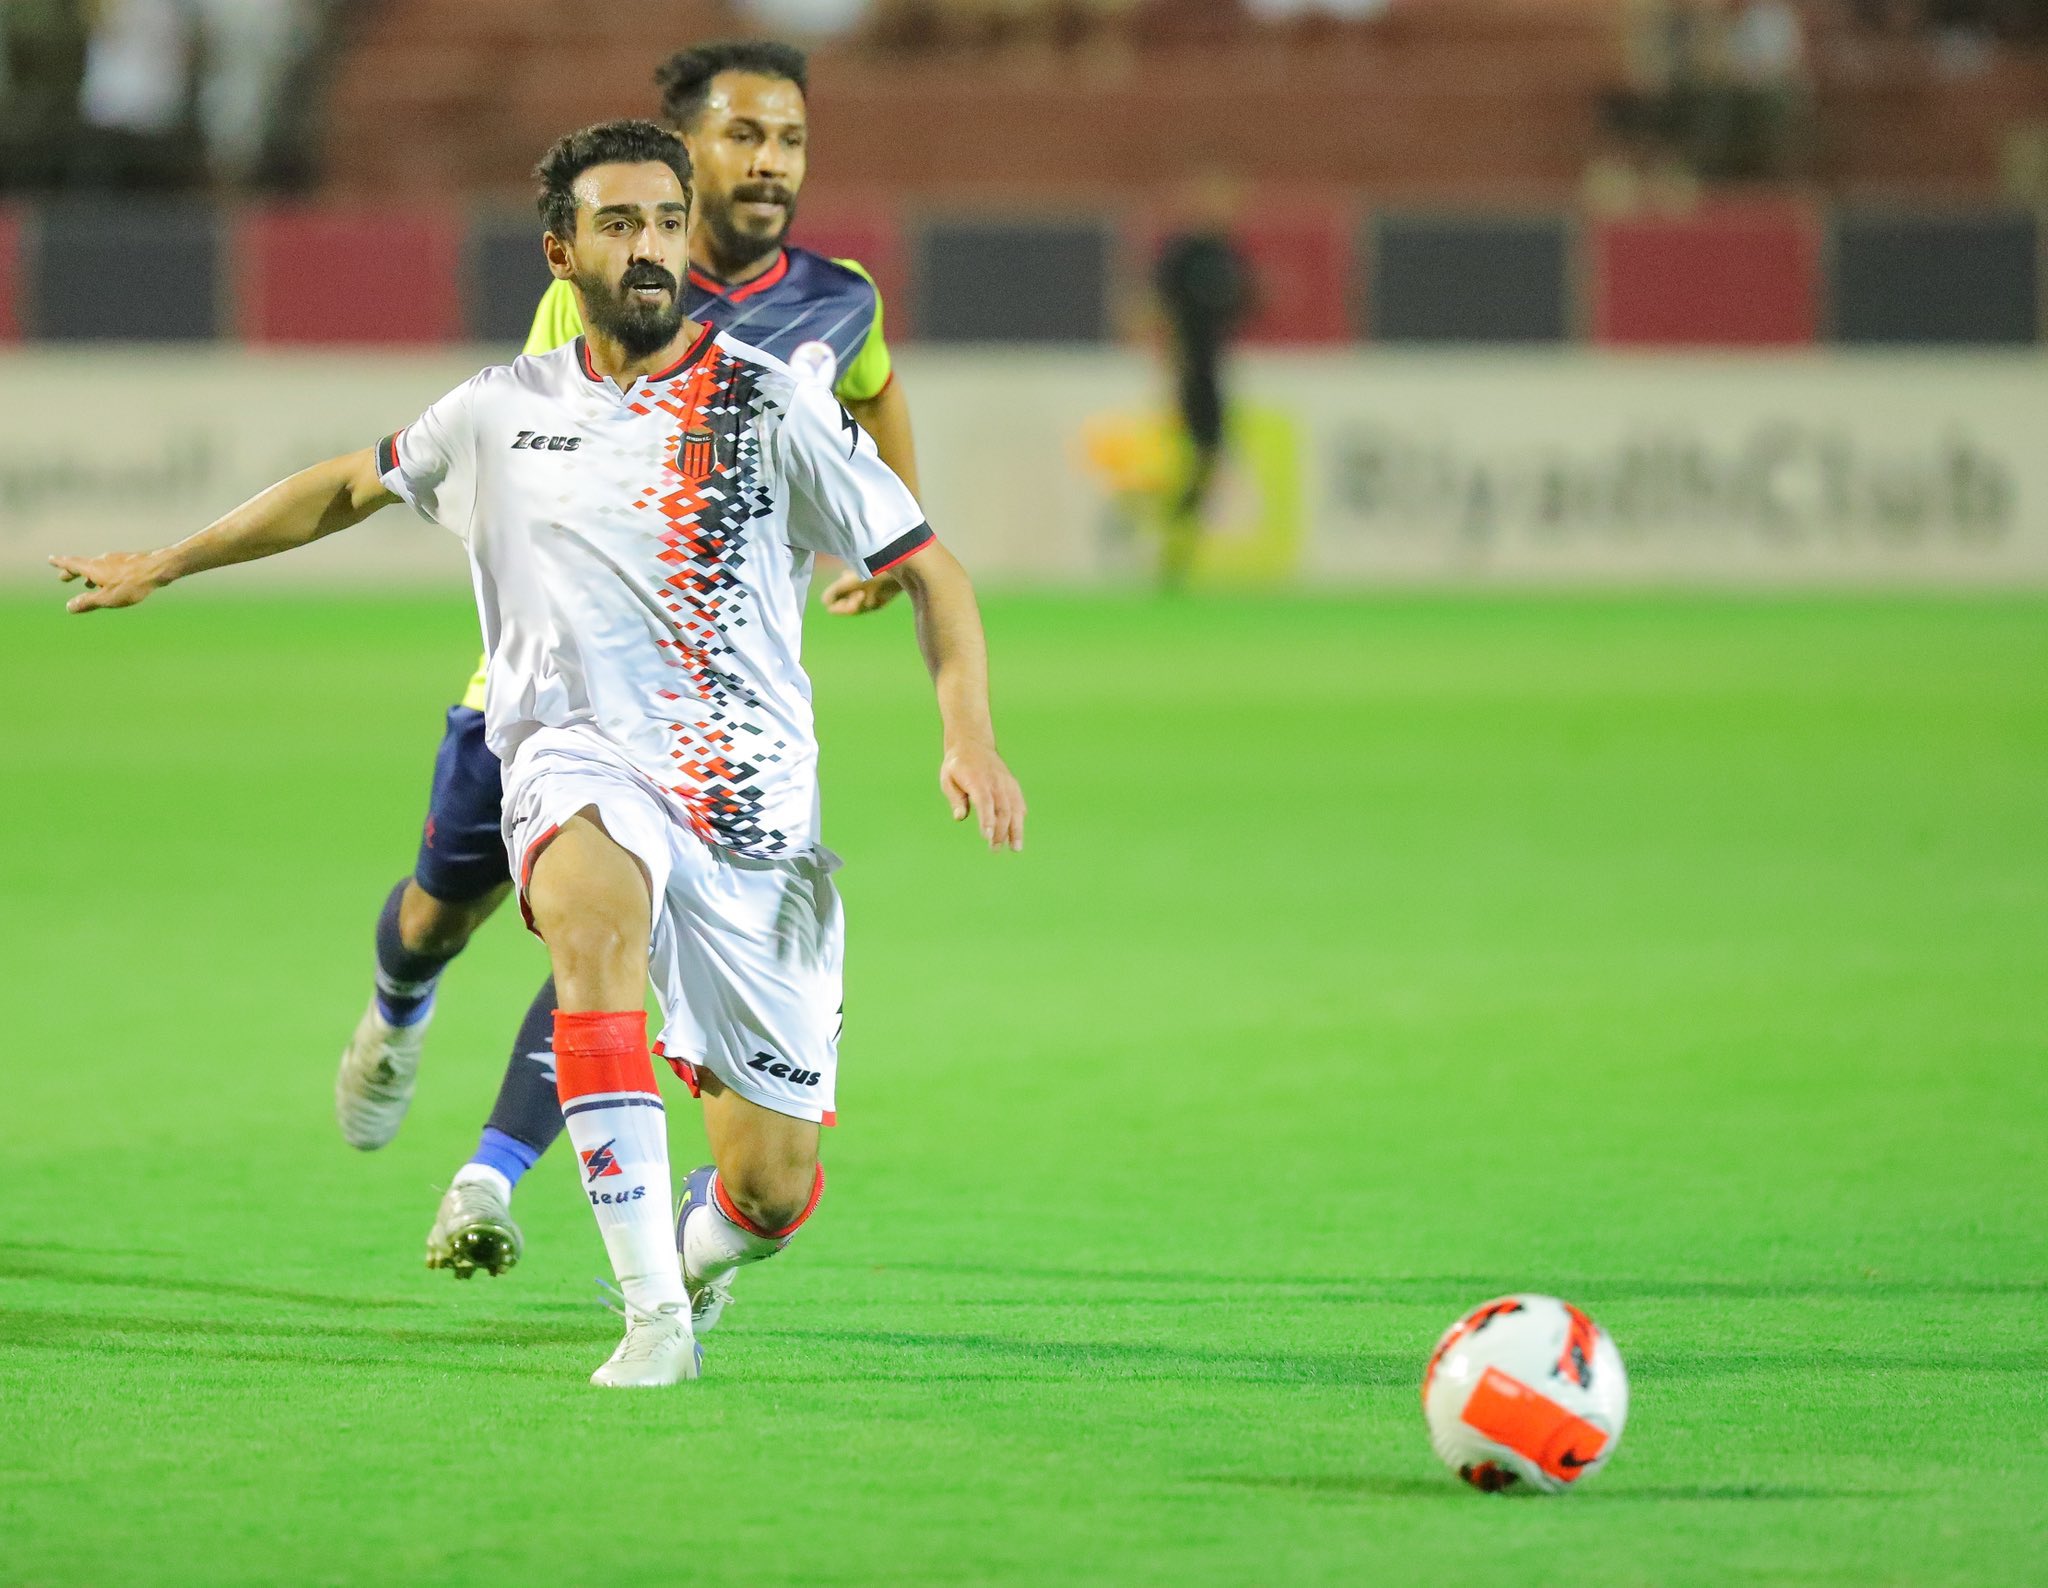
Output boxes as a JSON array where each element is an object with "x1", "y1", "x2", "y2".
[
  {"x1": 470, "y1": 1127, "x2": 541, "y2": 1186},
  {"x1": 373, "y1": 879, "x2": 452, "y2": 1027},
  {"x1": 471, "y1": 977, "x2": 562, "y2": 1185}
]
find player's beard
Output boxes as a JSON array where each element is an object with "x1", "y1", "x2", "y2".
[
  {"x1": 580, "y1": 262, "x2": 687, "y2": 360},
  {"x1": 697, "y1": 182, "x2": 796, "y2": 277}
]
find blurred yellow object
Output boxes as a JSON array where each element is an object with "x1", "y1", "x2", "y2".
[
  {"x1": 1073, "y1": 405, "x2": 1303, "y2": 587},
  {"x1": 1076, "y1": 411, "x2": 1180, "y2": 497}
]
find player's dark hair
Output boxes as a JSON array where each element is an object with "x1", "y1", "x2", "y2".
[
  {"x1": 534, "y1": 120, "x2": 693, "y2": 241},
  {"x1": 654, "y1": 41, "x2": 809, "y2": 129}
]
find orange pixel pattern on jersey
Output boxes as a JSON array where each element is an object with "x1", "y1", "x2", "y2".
[{"x1": 628, "y1": 340, "x2": 789, "y2": 857}]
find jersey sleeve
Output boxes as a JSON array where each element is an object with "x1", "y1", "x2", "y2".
[
  {"x1": 523, "y1": 279, "x2": 583, "y2": 356},
  {"x1": 375, "y1": 377, "x2": 480, "y2": 535},
  {"x1": 778, "y1": 377, "x2": 931, "y2": 576},
  {"x1": 829, "y1": 258, "x2": 893, "y2": 406}
]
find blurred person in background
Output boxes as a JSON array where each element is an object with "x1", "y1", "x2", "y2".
[
  {"x1": 734, "y1": 0, "x2": 871, "y2": 38},
  {"x1": 1151, "y1": 170, "x2": 1251, "y2": 591},
  {"x1": 1590, "y1": 0, "x2": 1808, "y2": 206},
  {"x1": 325, "y1": 40, "x2": 933, "y2": 1287},
  {"x1": 0, "y1": 0, "x2": 88, "y2": 188},
  {"x1": 76, "y1": 0, "x2": 327, "y2": 186},
  {"x1": 1712, "y1": 0, "x2": 1810, "y2": 179},
  {"x1": 1589, "y1": 0, "x2": 1711, "y2": 210}
]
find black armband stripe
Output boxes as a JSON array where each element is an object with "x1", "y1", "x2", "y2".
[
  {"x1": 865, "y1": 522, "x2": 934, "y2": 577},
  {"x1": 376, "y1": 432, "x2": 402, "y2": 477}
]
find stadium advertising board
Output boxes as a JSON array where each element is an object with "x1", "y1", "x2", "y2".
[{"x1": 0, "y1": 349, "x2": 2042, "y2": 586}]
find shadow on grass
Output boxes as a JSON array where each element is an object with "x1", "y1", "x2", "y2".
[
  {"x1": 1195, "y1": 1473, "x2": 1900, "y2": 1503},
  {"x1": 0, "y1": 1238, "x2": 180, "y2": 1261},
  {"x1": 0, "y1": 1302, "x2": 601, "y2": 1379},
  {"x1": 0, "y1": 1252, "x2": 435, "y2": 1313},
  {"x1": 750, "y1": 1324, "x2": 1409, "y2": 1386},
  {"x1": 839, "y1": 1260, "x2": 2048, "y2": 1304}
]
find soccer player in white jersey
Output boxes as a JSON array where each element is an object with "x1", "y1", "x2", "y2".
[{"x1": 51, "y1": 119, "x2": 1025, "y2": 1388}]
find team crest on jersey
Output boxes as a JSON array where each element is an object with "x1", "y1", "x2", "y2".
[
  {"x1": 789, "y1": 339, "x2": 838, "y2": 389},
  {"x1": 678, "y1": 428, "x2": 716, "y2": 478}
]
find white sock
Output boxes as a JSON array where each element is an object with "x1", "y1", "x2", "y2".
[
  {"x1": 451, "y1": 1162, "x2": 512, "y2": 1203},
  {"x1": 554, "y1": 1013, "x2": 687, "y2": 1316}
]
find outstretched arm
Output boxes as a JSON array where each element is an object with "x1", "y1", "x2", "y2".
[
  {"x1": 891, "y1": 541, "x2": 1026, "y2": 852},
  {"x1": 52, "y1": 447, "x2": 397, "y2": 613}
]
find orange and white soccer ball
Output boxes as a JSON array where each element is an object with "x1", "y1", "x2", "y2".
[{"x1": 1422, "y1": 1294, "x2": 1629, "y2": 1493}]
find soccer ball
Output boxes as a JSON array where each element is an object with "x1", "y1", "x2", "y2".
[{"x1": 1421, "y1": 1294, "x2": 1629, "y2": 1493}]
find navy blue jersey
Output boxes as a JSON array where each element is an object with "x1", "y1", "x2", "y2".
[{"x1": 525, "y1": 245, "x2": 892, "y2": 403}]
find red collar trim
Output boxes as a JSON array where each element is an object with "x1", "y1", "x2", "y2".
[
  {"x1": 577, "y1": 322, "x2": 717, "y2": 388},
  {"x1": 689, "y1": 249, "x2": 789, "y2": 304},
  {"x1": 648, "y1": 320, "x2": 717, "y2": 382}
]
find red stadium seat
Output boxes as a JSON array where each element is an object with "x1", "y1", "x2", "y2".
[
  {"x1": 238, "y1": 208, "x2": 463, "y2": 345},
  {"x1": 0, "y1": 209, "x2": 21, "y2": 343},
  {"x1": 1592, "y1": 202, "x2": 1821, "y2": 348},
  {"x1": 1130, "y1": 202, "x2": 1355, "y2": 347}
]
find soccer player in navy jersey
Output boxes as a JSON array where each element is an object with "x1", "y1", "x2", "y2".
[{"x1": 329, "y1": 43, "x2": 919, "y2": 1279}]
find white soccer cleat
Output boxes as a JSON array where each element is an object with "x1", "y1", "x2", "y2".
[
  {"x1": 334, "y1": 998, "x2": 429, "y2": 1150},
  {"x1": 425, "y1": 1177, "x2": 524, "y2": 1278},
  {"x1": 590, "y1": 1301, "x2": 701, "y2": 1388},
  {"x1": 689, "y1": 1271, "x2": 737, "y2": 1334}
]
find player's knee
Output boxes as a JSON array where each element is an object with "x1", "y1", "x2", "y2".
[{"x1": 722, "y1": 1158, "x2": 819, "y2": 1237}]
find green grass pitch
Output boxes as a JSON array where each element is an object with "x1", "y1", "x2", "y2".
[{"x1": 1, "y1": 590, "x2": 2043, "y2": 1587}]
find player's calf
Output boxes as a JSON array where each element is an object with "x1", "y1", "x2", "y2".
[{"x1": 337, "y1": 878, "x2": 508, "y2": 1151}]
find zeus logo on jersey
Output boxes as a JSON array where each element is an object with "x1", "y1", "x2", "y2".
[
  {"x1": 748, "y1": 1051, "x2": 822, "y2": 1087},
  {"x1": 511, "y1": 431, "x2": 581, "y2": 452},
  {"x1": 581, "y1": 1141, "x2": 622, "y2": 1180},
  {"x1": 589, "y1": 1184, "x2": 648, "y2": 1207}
]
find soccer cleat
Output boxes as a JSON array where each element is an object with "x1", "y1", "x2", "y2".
[
  {"x1": 334, "y1": 998, "x2": 429, "y2": 1150},
  {"x1": 590, "y1": 1301, "x2": 701, "y2": 1388},
  {"x1": 675, "y1": 1164, "x2": 738, "y2": 1334},
  {"x1": 425, "y1": 1177, "x2": 524, "y2": 1279}
]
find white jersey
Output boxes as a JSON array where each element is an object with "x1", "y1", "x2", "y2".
[{"x1": 376, "y1": 327, "x2": 932, "y2": 860}]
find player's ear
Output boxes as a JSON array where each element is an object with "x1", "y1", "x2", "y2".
[{"x1": 542, "y1": 228, "x2": 575, "y2": 282}]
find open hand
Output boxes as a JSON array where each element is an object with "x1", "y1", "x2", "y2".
[
  {"x1": 821, "y1": 569, "x2": 904, "y2": 616},
  {"x1": 941, "y1": 741, "x2": 1026, "y2": 852},
  {"x1": 50, "y1": 552, "x2": 167, "y2": 613}
]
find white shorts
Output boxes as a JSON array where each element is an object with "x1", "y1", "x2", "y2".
[{"x1": 502, "y1": 725, "x2": 844, "y2": 1125}]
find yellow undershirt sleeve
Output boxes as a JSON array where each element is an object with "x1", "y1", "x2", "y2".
[
  {"x1": 831, "y1": 259, "x2": 893, "y2": 406},
  {"x1": 523, "y1": 279, "x2": 584, "y2": 357}
]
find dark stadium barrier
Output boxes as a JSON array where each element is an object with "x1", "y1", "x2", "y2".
[
  {"x1": 34, "y1": 201, "x2": 222, "y2": 341},
  {"x1": 0, "y1": 203, "x2": 2043, "y2": 347},
  {"x1": 1832, "y1": 211, "x2": 2042, "y2": 346},
  {"x1": 238, "y1": 209, "x2": 464, "y2": 345},
  {"x1": 466, "y1": 211, "x2": 557, "y2": 345},
  {"x1": 914, "y1": 218, "x2": 1113, "y2": 343},
  {"x1": 1592, "y1": 203, "x2": 1821, "y2": 347},
  {"x1": 1367, "y1": 213, "x2": 1573, "y2": 344}
]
